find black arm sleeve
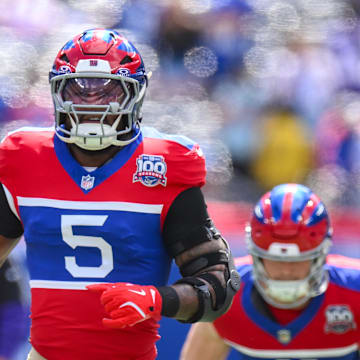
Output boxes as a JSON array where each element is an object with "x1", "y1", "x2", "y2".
[
  {"x1": 163, "y1": 187, "x2": 209, "y2": 256},
  {"x1": 160, "y1": 187, "x2": 241, "y2": 321},
  {"x1": 0, "y1": 183, "x2": 23, "y2": 238}
]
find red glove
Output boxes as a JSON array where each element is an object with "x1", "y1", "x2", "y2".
[{"x1": 87, "y1": 282, "x2": 162, "y2": 329}]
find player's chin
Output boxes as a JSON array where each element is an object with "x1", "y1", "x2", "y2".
[{"x1": 270, "y1": 295, "x2": 307, "y2": 307}]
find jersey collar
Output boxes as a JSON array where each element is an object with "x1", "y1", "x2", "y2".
[
  {"x1": 53, "y1": 132, "x2": 142, "y2": 194},
  {"x1": 242, "y1": 274, "x2": 325, "y2": 344}
]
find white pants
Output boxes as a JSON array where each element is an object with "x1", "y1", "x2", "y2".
[{"x1": 27, "y1": 347, "x2": 47, "y2": 360}]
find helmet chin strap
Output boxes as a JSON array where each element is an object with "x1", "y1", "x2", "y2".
[
  {"x1": 254, "y1": 279, "x2": 312, "y2": 309},
  {"x1": 63, "y1": 98, "x2": 142, "y2": 150},
  {"x1": 69, "y1": 121, "x2": 141, "y2": 151},
  {"x1": 256, "y1": 277, "x2": 311, "y2": 309},
  {"x1": 70, "y1": 123, "x2": 116, "y2": 151}
]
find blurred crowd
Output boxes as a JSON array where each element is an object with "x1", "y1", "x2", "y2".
[{"x1": 2, "y1": 0, "x2": 360, "y2": 207}]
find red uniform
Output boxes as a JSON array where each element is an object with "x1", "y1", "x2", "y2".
[
  {"x1": 0, "y1": 126, "x2": 205, "y2": 360},
  {"x1": 214, "y1": 255, "x2": 360, "y2": 359}
]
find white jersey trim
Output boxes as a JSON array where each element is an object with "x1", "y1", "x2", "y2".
[
  {"x1": 2, "y1": 184, "x2": 20, "y2": 219},
  {"x1": 1, "y1": 126, "x2": 54, "y2": 143},
  {"x1": 142, "y1": 126, "x2": 196, "y2": 150},
  {"x1": 7, "y1": 126, "x2": 54, "y2": 136},
  {"x1": 30, "y1": 280, "x2": 100, "y2": 290},
  {"x1": 225, "y1": 340, "x2": 358, "y2": 358},
  {"x1": 17, "y1": 197, "x2": 163, "y2": 214}
]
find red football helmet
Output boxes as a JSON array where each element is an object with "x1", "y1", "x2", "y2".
[
  {"x1": 49, "y1": 29, "x2": 148, "y2": 150},
  {"x1": 246, "y1": 183, "x2": 332, "y2": 308}
]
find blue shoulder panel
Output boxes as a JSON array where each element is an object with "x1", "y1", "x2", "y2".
[
  {"x1": 141, "y1": 126, "x2": 196, "y2": 150},
  {"x1": 327, "y1": 265, "x2": 360, "y2": 292},
  {"x1": 236, "y1": 263, "x2": 253, "y2": 279}
]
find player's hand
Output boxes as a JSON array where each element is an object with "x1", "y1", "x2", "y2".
[{"x1": 87, "y1": 282, "x2": 162, "y2": 329}]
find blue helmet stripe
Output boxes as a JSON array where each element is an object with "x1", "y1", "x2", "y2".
[
  {"x1": 270, "y1": 184, "x2": 287, "y2": 222},
  {"x1": 63, "y1": 40, "x2": 75, "y2": 50},
  {"x1": 102, "y1": 31, "x2": 113, "y2": 43},
  {"x1": 118, "y1": 40, "x2": 133, "y2": 53},
  {"x1": 82, "y1": 30, "x2": 94, "y2": 42},
  {"x1": 306, "y1": 203, "x2": 328, "y2": 226},
  {"x1": 290, "y1": 185, "x2": 311, "y2": 223},
  {"x1": 254, "y1": 203, "x2": 265, "y2": 223}
]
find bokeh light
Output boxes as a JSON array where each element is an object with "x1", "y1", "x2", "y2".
[
  {"x1": 179, "y1": 0, "x2": 213, "y2": 15},
  {"x1": 67, "y1": 0, "x2": 127, "y2": 26},
  {"x1": 267, "y1": 2, "x2": 300, "y2": 32},
  {"x1": 184, "y1": 47, "x2": 218, "y2": 78}
]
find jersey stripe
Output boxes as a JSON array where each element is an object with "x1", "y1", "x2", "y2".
[
  {"x1": 1, "y1": 126, "x2": 53, "y2": 143},
  {"x1": 225, "y1": 340, "x2": 358, "y2": 358},
  {"x1": 30, "y1": 280, "x2": 100, "y2": 290},
  {"x1": 7, "y1": 126, "x2": 53, "y2": 135},
  {"x1": 17, "y1": 197, "x2": 163, "y2": 214}
]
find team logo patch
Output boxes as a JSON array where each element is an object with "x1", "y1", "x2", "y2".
[
  {"x1": 116, "y1": 68, "x2": 131, "y2": 77},
  {"x1": 133, "y1": 154, "x2": 167, "y2": 187},
  {"x1": 324, "y1": 305, "x2": 357, "y2": 334},
  {"x1": 81, "y1": 174, "x2": 95, "y2": 190},
  {"x1": 58, "y1": 65, "x2": 72, "y2": 74}
]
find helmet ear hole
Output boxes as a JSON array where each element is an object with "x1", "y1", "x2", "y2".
[
  {"x1": 60, "y1": 54, "x2": 70, "y2": 63},
  {"x1": 120, "y1": 55, "x2": 133, "y2": 65}
]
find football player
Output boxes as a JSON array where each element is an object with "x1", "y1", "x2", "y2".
[
  {"x1": 0, "y1": 29, "x2": 239, "y2": 360},
  {"x1": 181, "y1": 183, "x2": 360, "y2": 360}
]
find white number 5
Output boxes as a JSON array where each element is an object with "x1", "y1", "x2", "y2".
[{"x1": 61, "y1": 215, "x2": 114, "y2": 278}]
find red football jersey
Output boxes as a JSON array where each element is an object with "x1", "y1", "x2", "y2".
[
  {"x1": 0, "y1": 126, "x2": 206, "y2": 360},
  {"x1": 214, "y1": 255, "x2": 360, "y2": 359}
]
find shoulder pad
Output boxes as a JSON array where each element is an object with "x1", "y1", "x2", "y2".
[{"x1": 141, "y1": 127, "x2": 206, "y2": 187}]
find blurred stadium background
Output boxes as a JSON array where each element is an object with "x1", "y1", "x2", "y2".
[{"x1": 2, "y1": 0, "x2": 360, "y2": 358}]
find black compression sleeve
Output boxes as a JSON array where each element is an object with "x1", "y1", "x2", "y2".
[
  {"x1": 0, "y1": 183, "x2": 23, "y2": 238},
  {"x1": 157, "y1": 286, "x2": 180, "y2": 317},
  {"x1": 162, "y1": 187, "x2": 209, "y2": 256}
]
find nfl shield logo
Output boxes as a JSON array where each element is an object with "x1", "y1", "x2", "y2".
[
  {"x1": 81, "y1": 174, "x2": 95, "y2": 190},
  {"x1": 277, "y1": 329, "x2": 291, "y2": 344}
]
